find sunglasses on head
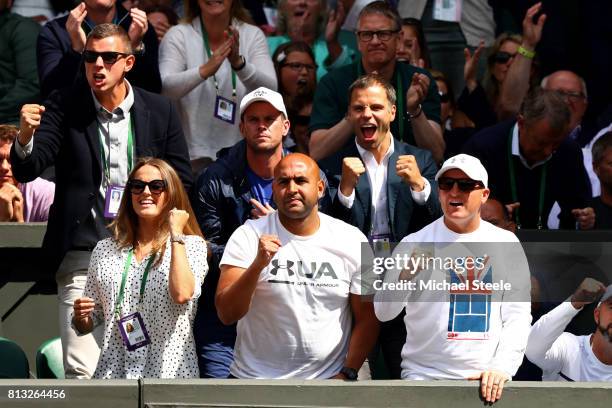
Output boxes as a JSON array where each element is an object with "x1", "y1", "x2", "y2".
[
  {"x1": 127, "y1": 179, "x2": 166, "y2": 195},
  {"x1": 493, "y1": 51, "x2": 516, "y2": 64},
  {"x1": 438, "y1": 177, "x2": 484, "y2": 192},
  {"x1": 82, "y1": 50, "x2": 131, "y2": 64}
]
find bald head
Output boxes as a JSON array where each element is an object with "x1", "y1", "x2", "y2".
[
  {"x1": 273, "y1": 153, "x2": 324, "y2": 221},
  {"x1": 541, "y1": 70, "x2": 587, "y2": 129}
]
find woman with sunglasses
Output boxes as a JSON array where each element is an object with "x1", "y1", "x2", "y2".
[
  {"x1": 72, "y1": 157, "x2": 207, "y2": 379},
  {"x1": 457, "y1": 33, "x2": 523, "y2": 130},
  {"x1": 159, "y1": 0, "x2": 276, "y2": 175},
  {"x1": 272, "y1": 41, "x2": 317, "y2": 154}
]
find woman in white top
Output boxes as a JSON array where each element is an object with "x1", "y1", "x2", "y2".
[
  {"x1": 159, "y1": 0, "x2": 277, "y2": 174},
  {"x1": 72, "y1": 157, "x2": 208, "y2": 379}
]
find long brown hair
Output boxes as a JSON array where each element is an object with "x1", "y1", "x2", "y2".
[
  {"x1": 184, "y1": 0, "x2": 253, "y2": 24},
  {"x1": 110, "y1": 157, "x2": 203, "y2": 263}
]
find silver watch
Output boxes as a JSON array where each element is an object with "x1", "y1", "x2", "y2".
[{"x1": 170, "y1": 234, "x2": 186, "y2": 244}]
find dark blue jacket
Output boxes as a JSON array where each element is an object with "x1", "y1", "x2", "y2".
[
  {"x1": 319, "y1": 139, "x2": 442, "y2": 242},
  {"x1": 36, "y1": 4, "x2": 161, "y2": 98}
]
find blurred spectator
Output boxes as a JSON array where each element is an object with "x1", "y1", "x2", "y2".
[
  {"x1": 430, "y1": 69, "x2": 475, "y2": 158},
  {"x1": 37, "y1": 0, "x2": 162, "y2": 98},
  {"x1": 73, "y1": 157, "x2": 207, "y2": 378},
  {"x1": 309, "y1": 1, "x2": 443, "y2": 163},
  {"x1": 589, "y1": 132, "x2": 612, "y2": 229},
  {"x1": 396, "y1": 17, "x2": 430, "y2": 68},
  {"x1": 481, "y1": 197, "x2": 516, "y2": 233},
  {"x1": 341, "y1": 0, "x2": 374, "y2": 32},
  {"x1": 272, "y1": 41, "x2": 317, "y2": 154},
  {"x1": 463, "y1": 88, "x2": 591, "y2": 230},
  {"x1": 159, "y1": 0, "x2": 276, "y2": 175},
  {"x1": 397, "y1": 0, "x2": 496, "y2": 96},
  {"x1": 526, "y1": 279, "x2": 612, "y2": 381},
  {"x1": 0, "y1": 124, "x2": 54, "y2": 222},
  {"x1": 0, "y1": 0, "x2": 40, "y2": 126},
  {"x1": 11, "y1": 0, "x2": 55, "y2": 22},
  {"x1": 12, "y1": 24, "x2": 192, "y2": 378},
  {"x1": 144, "y1": 4, "x2": 178, "y2": 42},
  {"x1": 457, "y1": 33, "x2": 522, "y2": 130},
  {"x1": 268, "y1": 0, "x2": 358, "y2": 80}
]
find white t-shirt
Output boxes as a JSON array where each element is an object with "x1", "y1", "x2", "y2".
[
  {"x1": 220, "y1": 212, "x2": 369, "y2": 379},
  {"x1": 526, "y1": 301, "x2": 612, "y2": 381},
  {"x1": 375, "y1": 217, "x2": 532, "y2": 380}
]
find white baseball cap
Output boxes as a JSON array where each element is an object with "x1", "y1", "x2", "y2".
[
  {"x1": 598, "y1": 284, "x2": 612, "y2": 307},
  {"x1": 239, "y1": 87, "x2": 287, "y2": 119},
  {"x1": 435, "y1": 154, "x2": 489, "y2": 188}
]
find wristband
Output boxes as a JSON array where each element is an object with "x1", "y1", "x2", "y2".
[
  {"x1": 232, "y1": 55, "x2": 246, "y2": 71},
  {"x1": 407, "y1": 104, "x2": 422, "y2": 119},
  {"x1": 517, "y1": 46, "x2": 535, "y2": 59}
]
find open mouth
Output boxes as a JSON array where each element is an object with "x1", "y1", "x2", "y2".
[
  {"x1": 205, "y1": 0, "x2": 223, "y2": 5},
  {"x1": 361, "y1": 124, "x2": 377, "y2": 140},
  {"x1": 93, "y1": 73, "x2": 105, "y2": 84},
  {"x1": 449, "y1": 201, "x2": 463, "y2": 207},
  {"x1": 139, "y1": 199, "x2": 155, "y2": 206}
]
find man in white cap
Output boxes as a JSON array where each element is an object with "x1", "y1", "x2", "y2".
[
  {"x1": 375, "y1": 153, "x2": 532, "y2": 403},
  {"x1": 191, "y1": 87, "x2": 331, "y2": 378},
  {"x1": 526, "y1": 278, "x2": 612, "y2": 381}
]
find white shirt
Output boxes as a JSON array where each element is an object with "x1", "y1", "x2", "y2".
[
  {"x1": 512, "y1": 123, "x2": 552, "y2": 170},
  {"x1": 337, "y1": 137, "x2": 430, "y2": 237},
  {"x1": 220, "y1": 212, "x2": 370, "y2": 379},
  {"x1": 526, "y1": 300, "x2": 612, "y2": 381},
  {"x1": 583, "y1": 121, "x2": 612, "y2": 198}
]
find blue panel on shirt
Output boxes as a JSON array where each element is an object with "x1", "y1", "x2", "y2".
[{"x1": 246, "y1": 166, "x2": 273, "y2": 206}]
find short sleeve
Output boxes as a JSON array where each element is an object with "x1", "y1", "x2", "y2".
[
  {"x1": 220, "y1": 223, "x2": 259, "y2": 270},
  {"x1": 185, "y1": 235, "x2": 209, "y2": 300}
]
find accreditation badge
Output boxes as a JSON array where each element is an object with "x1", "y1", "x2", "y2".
[
  {"x1": 371, "y1": 234, "x2": 391, "y2": 257},
  {"x1": 214, "y1": 95, "x2": 236, "y2": 124},
  {"x1": 104, "y1": 185, "x2": 125, "y2": 219},
  {"x1": 118, "y1": 312, "x2": 150, "y2": 351}
]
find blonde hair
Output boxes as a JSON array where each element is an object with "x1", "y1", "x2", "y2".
[
  {"x1": 184, "y1": 0, "x2": 253, "y2": 24},
  {"x1": 109, "y1": 157, "x2": 203, "y2": 264}
]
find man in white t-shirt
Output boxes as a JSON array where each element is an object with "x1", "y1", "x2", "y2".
[
  {"x1": 526, "y1": 279, "x2": 612, "y2": 381},
  {"x1": 374, "y1": 153, "x2": 531, "y2": 403},
  {"x1": 216, "y1": 153, "x2": 379, "y2": 379}
]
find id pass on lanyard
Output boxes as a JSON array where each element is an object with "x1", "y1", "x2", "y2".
[
  {"x1": 115, "y1": 249, "x2": 154, "y2": 351},
  {"x1": 100, "y1": 118, "x2": 134, "y2": 219},
  {"x1": 201, "y1": 18, "x2": 237, "y2": 124},
  {"x1": 371, "y1": 233, "x2": 391, "y2": 257}
]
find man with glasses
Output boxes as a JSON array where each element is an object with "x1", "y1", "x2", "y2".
[
  {"x1": 375, "y1": 153, "x2": 532, "y2": 403},
  {"x1": 37, "y1": 0, "x2": 161, "y2": 98},
  {"x1": 309, "y1": 1, "x2": 444, "y2": 163},
  {"x1": 320, "y1": 74, "x2": 441, "y2": 378},
  {"x1": 11, "y1": 24, "x2": 191, "y2": 379},
  {"x1": 463, "y1": 88, "x2": 592, "y2": 230}
]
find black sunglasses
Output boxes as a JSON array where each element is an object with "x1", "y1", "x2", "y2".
[
  {"x1": 438, "y1": 177, "x2": 484, "y2": 192},
  {"x1": 493, "y1": 51, "x2": 516, "y2": 64},
  {"x1": 356, "y1": 29, "x2": 400, "y2": 42},
  {"x1": 127, "y1": 179, "x2": 166, "y2": 195},
  {"x1": 82, "y1": 50, "x2": 131, "y2": 64}
]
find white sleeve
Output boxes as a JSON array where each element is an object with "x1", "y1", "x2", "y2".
[
  {"x1": 185, "y1": 236, "x2": 209, "y2": 300},
  {"x1": 409, "y1": 178, "x2": 431, "y2": 205},
  {"x1": 159, "y1": 26, "x2": 206, "y2": 100},
  {"x1": 238, "y1": 25, "x2": 278, "y2": 91},
  {"x1": 220, "y1": 223, "x2": 259, "y2": 270},
  {"x1": 373, "y1": 240, "x2": 415, "y2": 322},
  {"x1": 337, "y1": 188, "x2": 355, "y2": 209},
  {"x1": 13, "y1": 135, "x2": 33, "y2": 159},
  {"x1": 525, "y1": 300, "x2": 580, "y2": 373},
  {"x1": 489, "y1": 242, "x2": 533, "y2": 377}
]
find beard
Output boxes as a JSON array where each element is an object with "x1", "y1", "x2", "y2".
[{"x1": 597, "y1": 322, "x2": 612, "y2": 343}]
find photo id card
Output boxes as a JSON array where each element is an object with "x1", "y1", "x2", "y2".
[
  {"x1": 433, "y1": 0, "x2": 462, "y2": 22},
  {"x1": 118, "y1": 312, "x2": 150, "y2": 351},
  {"x1": 104, "y1": 185, "x2": 125, "y2": 219},
  {"x1": 214, "y1": 95, "x2": 236, "y2": 124}
]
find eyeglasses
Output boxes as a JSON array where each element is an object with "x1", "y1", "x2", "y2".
[
  {"x1": 127, "y1": 179, "x2": 166, "y2": 195},
  {"x1": 556, "y1": 90, "x2": 587, "y2": 100},
  {"x1": 82, "y1": 50, "x2": 131, "y2": 64},
  {"x1": 282, "y1": 62, "x2": 317, "y2": 72},
  {"x1": 493, "y1": 51, "x2": 516, "y2": 64},
  {"x1": 438, "y1": 177, "x2": 484, "y2": 192},
  {"x1": 356, "y1": 29, "x2": 400, "y2": 42},
  {"x1": 439, "y1": 92, "x2": 450, "y2": 103}
]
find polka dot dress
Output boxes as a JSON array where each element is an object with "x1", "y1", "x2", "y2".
[{"x1": 82, "y1": 236, "x2": 208, "y2": 379}]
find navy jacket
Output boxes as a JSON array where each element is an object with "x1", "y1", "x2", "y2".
[
  {"x1": 10, "y1": 82, "x2": 192, "y2": 274},
  {"x1": 319, "y1": 139, "x2": 442, "y2": 242},
  {"x1": 37, "y1": 5, "x2": 161, "y2": 98},
  {"x1": 463, "y1": 120, "x2": 590, "y2": 229}
]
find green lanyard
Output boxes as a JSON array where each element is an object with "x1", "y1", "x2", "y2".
[
  {"x1": 98, "y1": 117, "x2": 134, "y2": 187},
  {"x1": 114, "y1": 249, "x2": 155, "y2": 319},
  {"x1": 356, "y1": 63, "x2": 405, "y2": 140},
  {"x1": 200, "y1": 17, "x2": 237, "y2": 99},
  {"x1": 507, "y1": 128, "x2": 548, "y2": 229}
]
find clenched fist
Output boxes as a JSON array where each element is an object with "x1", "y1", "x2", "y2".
[
  {"x1": 571, "y1": 278, "x2": 607, "y2": 309},
  {"x1": 396, "y1": 155, "x2": 425, "y2": 191},
  {"x1": 253, "y1": 234, "x2": 281, "y2": 269},
  {"x1": 169, "y1": 207, "x2": 189, "y2": 237},
  {"x1": 340, "y1": 157, "x2": 365, "y2": 197},
  {"x1": 19, "y1": 104, "x2": 46, "y2": 145}
]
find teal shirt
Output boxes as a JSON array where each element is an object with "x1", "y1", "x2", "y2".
[
  {"x1": 309, "y1": 60, "x2": 441, "y2": 147},
  {"x1": 267, "y1": 30, "x2": 359, "y2": 80},
  {"x1": 0, "y1": 10, "x2": 40, "y2": 125}
]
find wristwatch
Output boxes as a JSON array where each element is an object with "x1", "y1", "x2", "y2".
[
  {"x1": 170, "y1": 234, "x2": 186, "y2": 245},
  {"x1": 340, "y1": 366, "x2": 358, "y2": 380}
]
